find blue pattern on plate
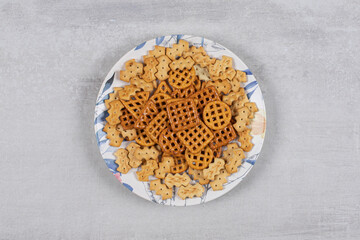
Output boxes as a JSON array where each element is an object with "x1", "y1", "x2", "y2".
[
  {"x1": 104, "y1": 158, "x2": 118, "y2": 172},
  {"x1": 156, "y1": 36, "x2": 165, "y2": 45},
  {"x1": 176, "y1": 34, "x2": 183, "y2": 43},
  {"x1": 243, "y1": 69, "x2": 253, "y2": 75},
  {"x1": 123, "y1": 183, "x2": 134, "y2": 192},
  {"x1": 247, "y1": 87, "x2": 258, "y2": 99},
  {"x1": 135, "y1": 41, "x2": 146, "y2": 50},
  {"x1": 102, "y1": 73, "x2": 115, "y2": 94},
  {"x1": 94, "y1": 111, "x2": 109, "y2": 125},
  {"x1": 244, "y1": 81, "x2": 258, "y2": 91}
]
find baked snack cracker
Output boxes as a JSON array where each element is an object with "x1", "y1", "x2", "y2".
[
  {"x1": 210, "y1": 169, "x2": 230, "y2": 191},
  {"x1": 164, "y1": 173, "x2": 191, "y2": 188},
  {"x1": 159, "y1": 128, "x2": 186, "y2": 156},
  {"x1": 119, "y1": 59, "x2": 143, "y2": 82},
  {"x1": 185, "y1": 146, "x2": 213, "y2": 170},
  {"x1": 177, "y1": 183, "x2": 204, "y2": 200},
  {"x1": 136, "y1": 159, "x2": 158, "y2": 181},
  {"x1": 114, "y1": 148, "x2": 131, "y2": 174},
  {"x1": 155, "y1": 156, "x2": 174, "y2": 179},
  {"x1": 203, "y1": 101, "x2": 232, "y2": 130},
  {"x1": 203, "y1": 158, "x2": 225, "y2": 180},
  {"x1": 103, "y1": 123, "x2": 123, "y2": 147},
  {"x1": 209, "y1": 124, "x2": 237, "y2": 149},
  {"x1": 150, "y1": 179, "x2": 173, "y2": 200},
  {"x1": 135, "y1": 128, "x2": 155, "y2": 147},
  {"x1": 166, "y1": 98, "x2": 199, "y2": 132},
  {"x1": 168, "y1": 67, "x2": 196, "y2": 89},
  {"x1": 177, "y1": 121, "x2": 214, "y2": 153}
]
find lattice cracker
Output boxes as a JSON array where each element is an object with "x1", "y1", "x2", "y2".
[
  {"x1": 158, "y1": 128, "x2": 186, "y2": 156},
  {"x1": 177, "y1": 121, "x2": 214, "y2": 153},
  {"x1": 209, "y1": 124, "x2": 237, "y2": 150},
  {"x1": 185, "y1": 146, "x2": 214, "y2": 170},
  {"x1": 166, "y1": 98, "x2": 200, "y2": 132},
  {"x1": 145, "y1": 110, "x2": 169, "y2": 143},
  {"x1": 188, "y1": 86, "x2": 221, "y2": 115},
  {"x1": 203, "y1": 101, "x2": 232, "y2": 130}
]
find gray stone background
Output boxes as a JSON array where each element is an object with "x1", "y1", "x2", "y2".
[{"x1": 1, "y1": 0, "x2": 359, "y2": 239}]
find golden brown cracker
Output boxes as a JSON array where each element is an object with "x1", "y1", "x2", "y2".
[
  {"x1": 177, "y1": 183, "x2": 204, "y2": 200},
  {"x1": 164, "y1": 173, "x2": 191, "y2": 188},
  {"x1": 192, "y1": 53, "x2": 215, "y2": 67},
  {"x1": 183, "y1": 46, "x2": 206, "y2": 58},
  {"x1": 114, "y1": 148, "x2": 131, "y2": 174},
  {"x1": 126, "y1": 142, "x2": 142, "y2": 168},
  {"x1": 154, "y1": 81, "x2": 172, "y2": 95},
  {"x1": 170, "y1": 56, "x2": 195, "y2": 71},
  {"x1": 150, "y1": 179, "x2": 173, "y2": 200},
  {"x1": 154, "y1": 156, "x2": 174, "y2": 179},
  {"x1": 188, "y1": 168, "x2": 210, "y2": 185},
  {"x1": 210, "y1": 169, "x2": 230, "y2": 191},
  {"x1": 103, "y1": 123, "x2": 123, "y2": 147},
  {"x1": 136, "y1": 159, "x2": 158, "y2": 181},
  {"x1": 142, "y1": 56, "x2": 158, "y2": 83},
  {"x1": 116, "y1": 124, "x2": 137, "y2": 141},
  {"x1": 238, "y1": 128, "x2": 254, "y2": 152},
  {"x1": 203, "y1": 158, "x2": 225, "y2": 180},
  {"x1": 166, "y1": 39, "x2": 190, "y2": 60},
  {"x1": 105, "y1": 100, "x2": 123, "y2": 125},
  {"x1": 155, "y1": 55, "x2": 171, "y2": 81},
  {"x1": 120, "y1": 59, "x2": 143, "y2": 82}
]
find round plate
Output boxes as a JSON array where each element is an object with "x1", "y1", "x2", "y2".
[{"x1": 94, "y1": 35, "x2": 266, "y2": 206}]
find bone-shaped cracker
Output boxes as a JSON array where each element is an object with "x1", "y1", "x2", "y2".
[
  {"x1": 204, "y1": 79, "x2": 232, "y2": 95},
  {"x1": 170, "y1": 56, "x2": 195, "y2": 71},
  {"x1": 192, "y1": 53, "x2": 215, "y2": 68},
  {"x1": 222, "y1": 89, "x2": 245, "y2": 106},
  {"x1": 105, "y1": 87, "x2": 122, "y2": 109},
  {"x1": 136, "y1": 159, "x2": 158, "y2": 182},
  {"x1": 105, "y1": 100, "x2": 124, "y2": 125},
  {"x1": 233, "y1": 107, "x2": 250, "y2": 134},
  {"x1": 229, "y1": 70, "x2": 247, "y2": 92},
  {"x1": 203, "y1": 158, "x2": 225, "y2": 180},
  {"x1": 117, "y1": 85, "x2": 141, "y2": 101},
  {"x1": 223, "y1": 142, "x2": 245, "y2": 173},
  {"x1": 130, "y1": 77, "x2": 155, "y2": 92},
  {"x1": 103, "y1": 123, "x2": 123, "y2": 147},
  {"x1": 164, "y1": 173, "x2": 191, "y2": 188},
  {"x1": 155, "y1": 55, "x2": 172, "y2": 81},
  {"x1": 150, "y1": 179, "x2": 173, "y2": 200},
  {"x1": 116, "y1": 124, "x2": 137, "y2": 141},
  {"x1": 166, "y1": 39, "x2": 190, "y2": 60},
  {"x1": 188, "y1": 167, "x2": 210, "y2": 185},
  {"x1": 244, "y1": 102, "x2": 259, "y2": 119},
  {"x1": 155, "y1": 156, "x2": 174, "y2": 179},
  {"x1": 134, "y1": 146, "x2": 160, "y2": 161},
  {"x1": 177, "y1": 183, "x2": 204, "y2": 200},
  {"x1": 208, "y1": 56, "x2": 233, "y2": 77},
  {"x1": 238, "y1": 129, "x2": 254, "y2": 152},
  {"x1": 210, "y1": 169, "x2": 230, "y2": 191},
  {"x1": 120, "y1": 59, "x2": 143, "y2": 82},
  {"x1": 126, "y1": 142, "x2": 142, "y2": 168},
  {"x1": 147, "y1": 45, "x2": 166, "y2": 58},
  {"x1": 183, "y1": 46, "x2": 206, "y2": 58},
  {"x1": 114, "y1": 148, "x2": 131, "y2": 174},
  {"x1": 142, "y1": 56, "x2": 158, "y2": 83}
]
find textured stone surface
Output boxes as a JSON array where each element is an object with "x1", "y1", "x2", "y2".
[{"x1": 0, "y1": 0, "x2": 359, "y2": 239}]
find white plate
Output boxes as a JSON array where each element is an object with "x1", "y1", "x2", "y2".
[{"x1": 94, "y1": 35, "x2": 266, "y2": 206}]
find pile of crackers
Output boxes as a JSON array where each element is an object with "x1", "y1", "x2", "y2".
[{"x1": 103, "y1": 40, "x2": 258, "y2": 200}]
